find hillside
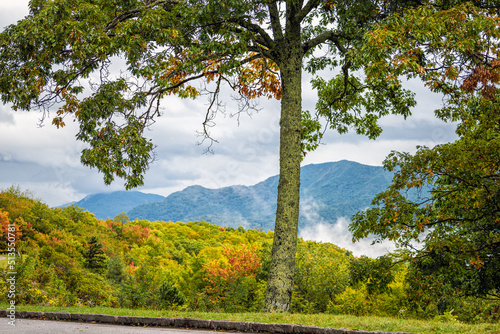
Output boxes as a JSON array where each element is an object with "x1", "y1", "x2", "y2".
[
  {"x1": 0, "y1": 188, "x2": 390, "y2": 315},
  {"x1": 127, "y1": 160, "x2": 394, "y2": 230},
  {"x1": 2, "y1": 187, "x2": 494, "y2": 324}
]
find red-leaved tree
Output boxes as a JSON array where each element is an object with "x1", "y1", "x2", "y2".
[{"x1": 203, "y1": 245, "x2": 261, "y2": 311}]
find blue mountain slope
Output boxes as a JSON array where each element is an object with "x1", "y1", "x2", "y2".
[
  {"x1": 127, "y1": 160, "x2": 395, "y2": 231},
  {"x1": 63, "y1": 191, "x2": 165, "y2": 220}
]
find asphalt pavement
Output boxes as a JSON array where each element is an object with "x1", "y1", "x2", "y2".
[{"x1": 0, "y1": 318, "x2": 235, "y2": 334}]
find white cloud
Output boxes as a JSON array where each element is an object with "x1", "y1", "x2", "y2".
[
  {"x1": 0, "y1": 181, "x2": 85, "y2": 207},
  {"x1": 0, "y1": 0, "x2": 29, "y2": 30},
  {"x1": 300, "y1": 217, "x2": 396, "y2": 258},
  {"x1": 0, "y1": 105, "x2": 14, "y2": 125},
  {"x1": 299, "y1": 197, "x2": 395, "y2": 258}
]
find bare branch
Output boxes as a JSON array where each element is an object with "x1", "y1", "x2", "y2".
[{"x1": 200, "y1": 75, "x2": 223, "y2": 152}]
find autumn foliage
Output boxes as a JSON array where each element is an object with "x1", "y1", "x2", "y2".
[
  {"x1": 0, "y1": 187, "x2": 498, "y2": 321},
  {"x1": 203, "y1": 245, "x2": 261, "y2": 311},
  {"x1": 0, "y1": 210, "x2": 9, "y2": 246}
]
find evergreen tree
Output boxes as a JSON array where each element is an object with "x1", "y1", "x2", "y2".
[{"x1": 82, "y1": 236, "x2": 109, "y2": 275}]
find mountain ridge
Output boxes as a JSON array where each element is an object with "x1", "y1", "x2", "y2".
[
  {"x1": 61, "y1": 190, "x2": 165, "y2": 220},
  {"x1": 63, "y1": 160, "x2": 394, "y2": 231}
]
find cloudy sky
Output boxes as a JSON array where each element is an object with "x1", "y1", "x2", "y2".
[{"x1": 0, "y1": 1, "x2": 457, "y2": 255}]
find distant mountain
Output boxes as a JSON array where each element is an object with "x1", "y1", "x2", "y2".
[
  {"x1": 62, "y1": 191, "x2": 165, "y2": 220},
  {"x1": 128, "y1": 184, "x2": 277, "y2": 230},
  {"x1": 128, "y1": 160, "x2": 395, "y2": 231},
  {"x1": 62, "y1": 161, "x2": 396, "y2": 229}
]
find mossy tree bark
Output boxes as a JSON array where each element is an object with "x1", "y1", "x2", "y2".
[{"x1": 264, "y1": 16, "x2": 304, "y2": 312}]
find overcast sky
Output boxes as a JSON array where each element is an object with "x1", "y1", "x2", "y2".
[{"x1": 0, "y1": 1, "x2": 457, "y2": 255}]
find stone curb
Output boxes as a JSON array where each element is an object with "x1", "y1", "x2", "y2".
[{"x1": 0, "y1": 310, "x2": 420, "y2": 334}]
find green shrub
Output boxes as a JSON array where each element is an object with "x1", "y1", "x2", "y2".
[
  {"x1": 157, "y1": 281, "x2": 186, "y2": 309},
  {"x1": 107, "y1": 256, "x2": 126, "y2": 284},
  {"x1": 327, "y1": 286, "x2": 370, "y2": 316},
  {"x1": 74, "y1": 271, "x2": 117, "y2": 307}
]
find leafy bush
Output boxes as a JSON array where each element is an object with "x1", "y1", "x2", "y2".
[
  {"x1": 107, "y1": 256, "x2": 126, "y2": 284},
  {"x1": 328, "y1": 286, "x2": 370, "y2": 316},
  {"x1": 157, "y1": 281, "x2": 186, "y2": 309},
  {"x1": 292, "y1": 240, "x2": 350, "y2": 313},
  {"x1": 202, "y1": 245, "x2": 261, "y2": 312}
]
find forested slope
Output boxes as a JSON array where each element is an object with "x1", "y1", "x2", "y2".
[{"x1": 1, "y1": 187, "x2": 497, "y2": 322}]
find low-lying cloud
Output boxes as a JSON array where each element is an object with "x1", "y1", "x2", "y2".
[
  {"x1": 300, "y1": 217, "x2": 396, "y2": 258},
  {"x1": 299, "y1": 197, "x2": 395, "y2": 257}
]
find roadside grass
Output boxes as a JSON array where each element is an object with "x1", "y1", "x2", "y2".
[
  {"x1": 1, "y1": 303, "x2": 499, "y2": 334},
  {"x1": 0, "y1": 257, "x2": 8, "y2": 269},
  {"x1": 0, "y1": 254, "x2": 28, "y2": 269}
]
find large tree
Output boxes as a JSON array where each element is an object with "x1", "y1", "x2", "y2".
[
  {"x1": 350, "y1": 1, "x2": 500, "y2": 300},
  {"x1": 0, "y1": 0, "x2": 416, "y2": 311}
]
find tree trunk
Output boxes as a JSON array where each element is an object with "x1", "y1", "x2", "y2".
[{"x1": 264, "y1": 24, "x2": 303, "y2": 312}]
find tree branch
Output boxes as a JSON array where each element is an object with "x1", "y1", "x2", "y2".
[
  {"x1": 105, "y1": 0, "x2": 180, "y2": 32},
  {"x1": 302, "y1": 30, "x2": 345, "y2": 54},
  {"x1": 202, "y1": 75, "x2": 223, "y2": 150},
  {"x1": 224, "y1": 25, "x2": 271, "y2": 51},
  {"x1": 151, "y1": 52, "x2": 263, "y2": 97},
  {"x1": 267, "y1": 0, "x2": 284, "y2": 41},
  {"x1": 296, "y1": 0, "x2": 320, "y2": 23},
  {"x1": 232, "y1": 18, "x2": 276, "y2": 50},
  {"x1": 247, "y1": 46, "x2": 274, "y2": 60}
]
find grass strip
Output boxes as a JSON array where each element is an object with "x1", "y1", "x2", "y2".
[{"x1": 2, "y1": 303, "x2": 499, "y2": 334}]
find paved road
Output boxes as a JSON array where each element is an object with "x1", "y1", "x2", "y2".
[{"x1": 0, "y1": 318, "x2": 239, "y2": 334}]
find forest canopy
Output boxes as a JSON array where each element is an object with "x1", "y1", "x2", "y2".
[{"x1": 0, "y1": 187, "x2": 499, "y2": 322}]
